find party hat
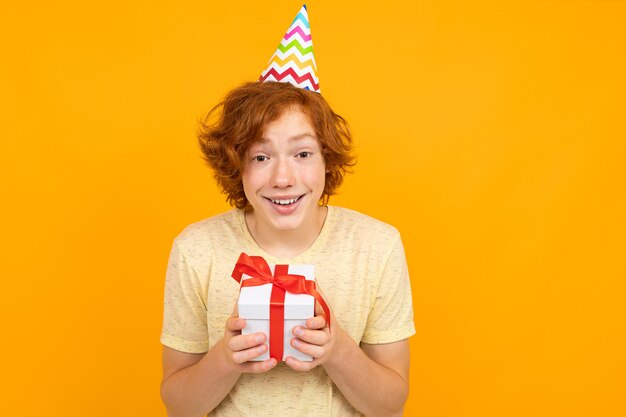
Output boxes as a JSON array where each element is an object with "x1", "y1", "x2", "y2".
[{"x1": 259, "y1": 4, "x2": 320, "y2": 93}]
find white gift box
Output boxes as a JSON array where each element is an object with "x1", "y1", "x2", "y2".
[{"x1": 238, "y1": 264, "x2": 315, "y2": 362}]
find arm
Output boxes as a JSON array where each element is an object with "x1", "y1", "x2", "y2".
[
  {"x1": 329, "y1": 337, "x2": 409, "y2": 417},
  {"x1": 160, "y1": 242, "x2": 278, "y2": 416},
  {"x1": 285, "y1": 232, "x2": 414, "y2": 416},
  {"x1": 285, "y1": 315, "x2": 409, "y2": 417},
  {"x1": 161, "y1": 314, "x2": 278, "y2": 417}
]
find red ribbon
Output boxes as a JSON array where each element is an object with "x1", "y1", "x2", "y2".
[{"x1": 231, "y1": 252, "x2": 331, "y2": 361}]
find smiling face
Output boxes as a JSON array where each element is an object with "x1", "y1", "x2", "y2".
[{"x1": 242, "y1": 105, "x2": 327, "y2": 241}]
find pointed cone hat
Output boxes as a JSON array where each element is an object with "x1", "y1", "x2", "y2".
[{"x1": 259, "y1": 4, "x2": 320, "y2": 93}]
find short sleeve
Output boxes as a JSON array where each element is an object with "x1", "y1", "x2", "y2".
[
  {"x1": 160, "y1": 240, "x2": 210, "y2": 353},
  {"x1": 361, "y1": 234, "x2": 416, "y2": 344}
]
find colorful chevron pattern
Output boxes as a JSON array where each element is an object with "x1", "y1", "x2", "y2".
[{"x1": 259, "y1": 4, "x2": 320, "y2": 93}]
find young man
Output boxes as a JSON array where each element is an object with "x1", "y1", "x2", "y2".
[{"x1": 160, "y1": 6, "x2": 415, "y2": 417}]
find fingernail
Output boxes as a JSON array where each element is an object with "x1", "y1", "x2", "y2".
[
  {"x1": 257, "y1": 345, "x2": 265, "y2": 353},
  {"x1": 292, "y1": 339, "x2": 300, "y2": 347},
  {"x1": 255, "y1": 334, "x2": 264, "y2": 343},
  {"x1": 294, "y1": 327, "x2": 304, "y2": 336}
]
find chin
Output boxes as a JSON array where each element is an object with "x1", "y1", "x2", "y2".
[{"x1": 269, "y1": 215, "x2": 306, "y2": 232}]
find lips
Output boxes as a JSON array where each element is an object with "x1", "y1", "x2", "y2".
[{"x1": 263, "y1": 194, "x2": 305, "y2": 215}]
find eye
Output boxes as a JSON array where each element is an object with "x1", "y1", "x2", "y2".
[
  {"x1": 297, "y1": 151, "x2": 311, "y2": 158},
  {"x1": 253, "y1": 155, "x2": 268, "y2": 162}
]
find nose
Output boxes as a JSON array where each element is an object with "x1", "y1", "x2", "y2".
[{"x1": 271, "y1": 157, "x2": 295, "y2": 188}]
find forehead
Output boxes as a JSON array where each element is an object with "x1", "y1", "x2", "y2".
[
  {"x1": 264, "y1": 105, "x2": 315, "y2": 133},
  {"x1": 248, "y1": 106, "x2": 318, "y2": 146}
]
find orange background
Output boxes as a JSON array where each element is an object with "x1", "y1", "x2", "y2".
[{"x1": 2, "y1": 1, "x2": 625, "y2": 416}]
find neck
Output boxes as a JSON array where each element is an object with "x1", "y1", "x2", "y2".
[{"x1": 245, "y1": 206, "x2": 328, "y2": 258}]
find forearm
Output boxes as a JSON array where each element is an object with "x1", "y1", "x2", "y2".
[
  {"x1": 161, "y1": 339, "x2": 241, "y2": 417},
  {"x1": 323, "y1": 332, "x2": 408, "y2": 417}
]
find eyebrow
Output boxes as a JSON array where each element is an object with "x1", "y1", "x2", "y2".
[
  {"x1": 288, "y1": 133, "x2": 317, "y2": 141},
  {"x1": 258, "y1": 133, "x2": 317, "y2": 143}
]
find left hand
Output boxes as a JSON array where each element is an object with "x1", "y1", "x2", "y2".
[{"x1": 284, "y1": 301, "x2": 346, "y2": 371}]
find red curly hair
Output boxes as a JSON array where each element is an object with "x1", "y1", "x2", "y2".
[{"x1": 198, "y1": 81, "x2": 356, "y2": 209}]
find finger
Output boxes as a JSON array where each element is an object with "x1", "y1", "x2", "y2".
[
  {"x1": 314, "y1": 299, "x2": 325, "y2": 316},
  {"x1": 239, "y1": 358, "x2": 278, "y2": 373},
  {"x1": 225, "y1": 315, "x2": 246, "y2": 332},
  {"x1": 290, "y1": 337, "x2": 324, "y2": 359},
  {"x1": 228, "y1": 332, "x2": 266, "y2": 352},
  {"x1": 284, "y1": 356, "x2": 316, "y2": 372},
  {"x1": 293, "y1": 326, "x2": 328, "y2": 346},
  {"x1": 306, "y1": 314, "x2": 326, "y2": 330},
  {"x1": 232, "y1": 343, "x2": 269, "y2": 364}
]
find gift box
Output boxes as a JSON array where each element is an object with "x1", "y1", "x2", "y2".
[
  {"x1": 231, "y1": 253, "x2": 331, "y2": 363},
  {"x1": 238, "y1": 264, "x2": 315, "y2": 361}
]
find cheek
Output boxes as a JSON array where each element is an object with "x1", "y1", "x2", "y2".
[
  {"x1": 308, "y1": 166, "x2": 327, "y2": 190},
  {"x1": 242, "y1": 167, "x2": 268, "y2": 196},
  {"x1": 241, "y1": 172, "x2": 256, "y2": 197}
]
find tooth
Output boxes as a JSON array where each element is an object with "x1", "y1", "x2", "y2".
[{"x1": 271, "y1": 198, "x2": 299, "y2": 205}]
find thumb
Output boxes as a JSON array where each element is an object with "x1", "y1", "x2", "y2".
[
  {"x1": 313, "y1": 282, "x2": 330, "y2": 315},
  {"x1": 226, "y1": 300, "x2": 245, "y2": 331},
  {"x1": 315, "y1": 299, "x2": 325, "y2": 316}
]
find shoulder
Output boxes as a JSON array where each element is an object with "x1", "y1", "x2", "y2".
[
  {"x1": 329, "y1": 206, "x2": 401, "y2": 243},
  {"x1": 172, "y1": 209, "x2": 243, "y2": 257}
]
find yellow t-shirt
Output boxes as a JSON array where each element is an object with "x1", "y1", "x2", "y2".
[{"x1": 161, "y1": 206, "x2": 415, "y2": 417}]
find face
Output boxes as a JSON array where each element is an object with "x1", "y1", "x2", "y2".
[{"x1": 242, "y1": 106, "x2": 326, "y2": 238}]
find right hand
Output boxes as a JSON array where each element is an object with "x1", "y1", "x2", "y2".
[{"x1": 219, "y1": 305, "x2": 278, "y2": 373}]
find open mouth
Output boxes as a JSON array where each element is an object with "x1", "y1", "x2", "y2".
[{"x1": 267, "y1": 195, "x2": 304, "y2": 206}]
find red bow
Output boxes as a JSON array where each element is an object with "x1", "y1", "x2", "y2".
[{"x1": 232, "y1": 253, "x2": 331, "y2": 361}]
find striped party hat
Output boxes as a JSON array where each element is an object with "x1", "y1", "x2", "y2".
[{"x1": 259, "y1": 4, "x2": 320, "y2": 93}]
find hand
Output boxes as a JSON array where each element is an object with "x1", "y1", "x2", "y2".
[
  {"x1": 218, "y1": 305, "x2": 278, "y2": 374},
  {"x1": 284, "y1": 301, "x2": 346, "y2": 372}
]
